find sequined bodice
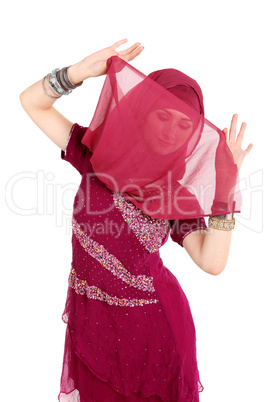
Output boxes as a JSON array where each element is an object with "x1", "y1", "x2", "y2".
[{"x1": 68, "y1": 172, "x2": 170, "y2": 308}]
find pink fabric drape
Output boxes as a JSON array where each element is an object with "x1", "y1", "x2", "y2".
[{"x1": 81, "y1": 56, "x2": 241, "y2": 219}]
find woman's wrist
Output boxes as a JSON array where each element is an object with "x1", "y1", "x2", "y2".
[
  {"x1": 68, "y1": 60, "x2": 89, "y2": 85},
  {"x1": 215, "y1": 213, "x2": 233, "y2": 220}
]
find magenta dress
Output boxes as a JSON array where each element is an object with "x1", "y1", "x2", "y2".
[{"x1": 58, "y1": 124, "x2": 207, "y2": 402}]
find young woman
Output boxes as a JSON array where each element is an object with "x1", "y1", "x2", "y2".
[{"x1": 20, "y1": 39, "x2": 252, "y2": 402}]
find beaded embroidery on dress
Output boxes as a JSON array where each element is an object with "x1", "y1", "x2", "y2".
[{"x1": 113, "y1": 192, "x2": 170, "y2": 253}]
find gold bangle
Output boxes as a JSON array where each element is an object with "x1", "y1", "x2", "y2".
[{"x1": 208, "y1": 216, "x2": 235, "y2": 231}]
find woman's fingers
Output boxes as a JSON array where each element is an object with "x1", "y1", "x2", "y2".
[
  {"x1": 228, "y1": 114, "x2": 248, "y2": 146},
  {"x1": 124, "y1": 45, "x2": 144, "y2": 61},
  {"x1": 229, "y1": 114, "x2": 238, "y2": 142},
  {"x1": 224, "y1": 114, "x2": 253, "y2": 169},
  {"x1": 112, "y1": 39, "x2": 128, "y2": 50},
  {"x1": 222, "y1": 128, "x2": 228, "y2": 141},
  {"x1": 109, "y1": 39, "x2": 144, "y2": 62},
  {"x1": 236, "y1": 121, "x2": 247, "y2": 147},
  {"x1": 118, "y1": 42, "x2": 141, "y2": 56},
  {"x1": 118, "y1": 42, "x2": 144, "y2": 62},
  {"x1": 245, "y1": 143, "x2": 253, "y2": 155}
]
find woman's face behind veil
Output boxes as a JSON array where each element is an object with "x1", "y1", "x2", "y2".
[{"x1": 141, "y1": 108, "x2": 194, "y2": 155}]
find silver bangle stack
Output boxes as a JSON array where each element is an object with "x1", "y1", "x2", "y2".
[{"x1": 42, "y1": 66, "x2": 83, "y2": 99}]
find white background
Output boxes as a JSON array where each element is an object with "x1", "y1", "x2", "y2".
[{"x1": 1, "y1": 0, "x2": 267, "y2": 401}]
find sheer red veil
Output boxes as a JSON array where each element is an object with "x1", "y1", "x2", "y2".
[{"x1": 81, "y1": 56, "x2": 241, "y2": 219}]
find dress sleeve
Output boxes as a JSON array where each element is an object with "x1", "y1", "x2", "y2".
[
  {"x1": 169, "y1": 218, "x2": 207, "y2": 247},
  {"x1": 61, "y1": 123, "x2": 92, "y2": 175}
]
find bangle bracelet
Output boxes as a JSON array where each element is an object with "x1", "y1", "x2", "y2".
[
  {"x1": 43, "y1": 66, "x2": 84, "y2": 100},
  {"x1": 62, "y1": 67, "x2": 76, "y2": 89},
  {"x1": 56, "y1": 69, "x2": 71, "y2": 92},
  {"x1": 46, "y1": 74, "x2": 62, "y2": 96},
  {"x1": 66, "y1": 66, "x2": 83, "y2": 88},
  {"x1": 57, "y1": 66, "x2": 83, "y2": 90},
  {"x1": 42, "y1": 76, "x2": 61, "y2": 99},
  {"x1": 50, "y1": 68, "x2": 72, "y2": 95},
  {"x1": 208, "y1": 216, "x2": 235, "y2": 231}
]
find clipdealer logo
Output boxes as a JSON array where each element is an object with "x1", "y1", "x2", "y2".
[
  {"x1": 5, "y1": 169, "x2": 263, "y2": 234},
  {"x1": 235, "y1": 169, "x2": 263, "y2": 233},
  {"x1": 5, "y1": 170, "x2": 78, "y2": 227}
]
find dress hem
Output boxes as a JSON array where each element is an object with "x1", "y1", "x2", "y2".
[{"x1": 58, "y1": 330, "x2": 204, "y2": 402}]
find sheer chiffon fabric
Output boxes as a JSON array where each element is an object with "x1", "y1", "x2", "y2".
[
  {"x1": 81, "y1": 56, "x2": 241, "y2": 220},
  {"x1": 59, "y1": 317, "x2": 164, "y2": 402}
]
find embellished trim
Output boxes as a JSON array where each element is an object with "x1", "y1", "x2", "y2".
[
  {"x1": 112, "y1": 192, "x2": 170, "y2": 253},
  {"x1": 64, "y1": 123, "x2": 77, "y2": 157},
  {"x1": 72, "y1": 216, "x2": 156, "y2": 293},
  {"x1": 69, "y1": 268, "x2": 159, "y2": 307}
]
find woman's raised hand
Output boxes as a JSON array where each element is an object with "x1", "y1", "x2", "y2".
[
  {"x1": 68, "y1": 40, "x2": 144, "y2": 84},
  {"x1": 223, "y1": 114, "x2": 253, "y2": 171}
]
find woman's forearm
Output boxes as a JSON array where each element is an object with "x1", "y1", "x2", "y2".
[
  {"x1": 200, "y1": 213, "x2": 233, "y2": 275},
  {"x1": 20, "y1": 40, "x2": 143, "y2": 113},
  {"x1": 19, "y1": 62, "x2": 89, "y2": 150},
  {"x1": 183, "y1": 214, "x2": 233, "y2": 275},
  {"x1": 20, "y1": 61, "x2": 87, "y2": 112},
  {"x1": 19, "y1": 61, "x2": 90, "y2": 151},
  {"x1": 19, "y1": 41, "x2": 143, "y2": 151},
  {"x1": 20, "y1": 77, "x2": 59, "y2": 112},
  {"x1": 68, "y1": 61, "x2": 89, "y2": 85}
]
